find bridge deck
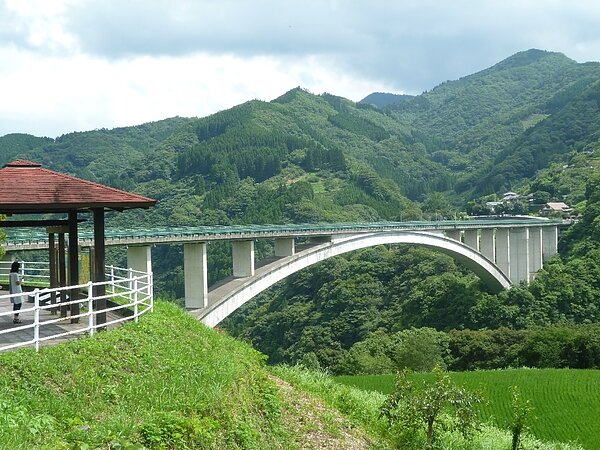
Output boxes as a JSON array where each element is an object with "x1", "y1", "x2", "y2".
[{"x1": 3, "y1": 218, "x2": 565, "y2": 251}]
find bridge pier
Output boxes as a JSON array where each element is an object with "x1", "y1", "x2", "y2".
[
  {"x1": 128, "y1": 245, "x2": 153, "y2": 298},
  {"x1": 127, "y1": 245, "x2": 152, "y2": 275},
  {"x1": 463, "y1": 229, "x2": 479, "y2": 251},
  {"x1": 528, "y1": 227, "x2": 543, "y2": 276},
  {"x1": 543, "y1": 226, "x2": 558, "y2": 261},
  {"x1": 509, "y1": 228, "x2": 530, "y2": 284},
  {"x1": 445, "y1": 229, "x2": 461, "y2": 241},
  {"x1": 274, "y1": 238, "x2": 295, "y2": 257},
  {"x1": 495, "y1": 228, "x2": 510, "y2": 278},
  {"x1": 184, "y1": 242, "x2": 208, "y2": 308},
  {"x1": 233, "y1": 240, "x2": 255, "y2": 277},
  {"x1": 480, "y1": 229, "x2": 495, "y2": 262}
]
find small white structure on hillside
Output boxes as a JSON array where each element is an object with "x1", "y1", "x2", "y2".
[{"x1": 502, "y1": 192, "x2": 520, "y2": 201}]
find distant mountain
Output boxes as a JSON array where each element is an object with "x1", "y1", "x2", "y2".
[
  {"x1": 0, "y1": 117, "x2": 195, "y2": 189},
  {"x1": 2, "y1": 48, "x2": 599, "y2": 214},
  {"x1": 359, "y1": 92, "x2": 413, "y2": 108},
  {"x1": 0, "y1": 133, "x2": 53, "y2": 166},
  {"x1": 387, "y1": 49, "x2": 600, "y2": 196}
]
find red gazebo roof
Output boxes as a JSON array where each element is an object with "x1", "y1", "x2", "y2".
[{"x1": 0, "y1": 160, "x2": 156, "y2": 214}]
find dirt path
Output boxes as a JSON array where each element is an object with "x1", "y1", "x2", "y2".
[{"x1": 273, "y1": 376, "x2": 378, "y2": 450}]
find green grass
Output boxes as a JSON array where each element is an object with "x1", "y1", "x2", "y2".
[
  {"x1": 335, "y1": 368, "x2": 600, "y2": 449},
  {"x1": 0, "y1": 304, "x2": 590, "y2": 449},
  {"x1": 0, "y1": 301, "x2": 290, "y2": 449}
]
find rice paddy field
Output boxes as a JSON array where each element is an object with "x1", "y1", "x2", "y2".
[{"x1": 334, "y1": 368, "x2": 600, "y2": 450}]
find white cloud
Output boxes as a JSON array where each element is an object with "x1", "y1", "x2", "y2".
[
  {"x1": 0, "y1": 46, "x2": 391, "y2": 137},
  {"x1": 3, "y1": 0, "x2": 79, "y2": 53},
  {"x1": 1, "y1": 0, "x2": 600, "y2": 137}
]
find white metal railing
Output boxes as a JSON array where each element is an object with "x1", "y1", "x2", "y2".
[
  {"x1": 0, "y1": 260, "x2": 51, "y2": 284},
  {"x1": 0, "y1": 265, "x2": 153, "y2": 352}
]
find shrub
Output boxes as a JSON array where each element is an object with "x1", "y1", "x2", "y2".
[{"x1": 381, "y1": 368, "x2": 483, "y2": 449}]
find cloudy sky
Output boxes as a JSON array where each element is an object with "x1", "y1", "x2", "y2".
[{"x1": 1, "y1": 0, "x2": 599, "y2": 137}]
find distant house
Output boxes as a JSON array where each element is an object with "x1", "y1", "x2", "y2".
[
  {"x1": 486, "y1": 201, "x2": 503, "y2": 213},
  {"x1": 541, "y1": 202, "x2": 572, "y2": 216},
  {"x1": 502, "y1": 191, "x2": 520, "y2": 201}
]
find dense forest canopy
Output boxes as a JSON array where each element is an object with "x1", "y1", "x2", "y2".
[{"x1": 1, "y1": 48, "x2": 600, "y2": 372}]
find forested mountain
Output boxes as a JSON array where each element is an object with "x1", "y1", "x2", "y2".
[
  {"x1": 359, "y1": 92, "x2": 413, "y2": 108},
  {"x1": 0, "y1": 133, "x2": 53, "y2": 164},
  {"x1": 385, "y1": 49, "x2": 600, "y2": 197},
  {"x1": 2, "y1": 49, "x2": 600, "y2": 372}
]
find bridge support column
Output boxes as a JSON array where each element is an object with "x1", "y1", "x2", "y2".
[
  {"x1": 542, "y1": 226, "x2": 558, "y2": 261},
  {"x1": 480, "y1": 229, "x2": 495, "y2": 262},
  {"x1": 128, "y1": 245, "x2": 153, "y2": 298},
  {"x1": 445, "y1": 229, "x2": 461, "y2": 241},
  {"x1": 463, "y1": 229, "x2": 479, "y2": 251},
  {"x1": 509, "y1": 228, "x2": 529, "y2": 284},
  {"x1": 184, "y1": 243, "x2": 208, "y2": 308},
  {"x1": 233, "y1": 240, "x2": 255, "y2": 277},
  {"x1": 274, "y1": 238, "x2": 295, "y2": 257},
  {"x1": 496, "y1": 228, "x2": 510, "y2": 278},
  {"x1": 528, "y1": 227, "x2": 543, "y2": 276},
  {"x1": 127, "y1": 245, "x2": 152, "y2": 275}
]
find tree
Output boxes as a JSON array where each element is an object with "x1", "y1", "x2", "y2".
[
  {"x1": 510, "y1": 386, "x2": 534, "y2": 450},
  {"x1": 381, "y1": 368, "x2": 482, "y2": 449}
]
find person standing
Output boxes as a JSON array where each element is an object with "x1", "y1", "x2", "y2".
[{"x1": 9, "y1": 261, "x2": 24, "y2": 324}]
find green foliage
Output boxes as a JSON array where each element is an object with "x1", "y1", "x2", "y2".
[
  {"x1": 328, "y1": 109, "x2": 391, "y2": 142},
  {"x1": 474, "y1": 78, "x2": 600, "y2": 194},
  {"x1": 282, "y1": 365, "x2": 583, "y2": 450},
  {"x1": 338, "y1": 368, "x2": 595, "y2": 450},
  {"x1": 560, "y1": 175, "x2": 600, "y2": 255},
  {"x1": 339, "y1": 328, "x2": 450, "y2": 375},
  {"x1": 0, "y1": 133, "x2": 53, "y2": 165},
  {"x1": 223, "y1": 246, "x2": 490, "y2": 372},
  {"x1": 510, "y1": 386, "x2": 534, "y2": 450},
  {"x1": 381, "y1": 369, "x2": 483, "y2": 449},
  {"x1": 272, "y1": 364, "x2": 390, "y2": 445},
  {"x1": 449, "y1": 324, "x2": 600, "y2": 371}
]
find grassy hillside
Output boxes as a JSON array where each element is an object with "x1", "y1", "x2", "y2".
[
  {"x1": 0, "y1": 302, "x2": 375, "y2": 449},
  {"x1": 335, "y1": 369, "x2": 600, "y2": 449},
  {"x1": 0, "y1": 302, "x2": 584, "y2": 449}
]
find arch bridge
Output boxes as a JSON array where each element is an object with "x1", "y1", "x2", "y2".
[{"x1": 3, "y1": 219, "x2": 563, "y2": 327}]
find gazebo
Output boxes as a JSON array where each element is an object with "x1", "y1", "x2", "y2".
[{"x1": 0, "y1": 160, "x2": 156, "y2": 325}]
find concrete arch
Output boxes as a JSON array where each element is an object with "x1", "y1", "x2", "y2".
[{"x1": 196, "y1": 231, "x2": 511, "y2": 327}]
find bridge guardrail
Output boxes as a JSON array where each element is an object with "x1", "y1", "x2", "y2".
[
  {"x1": 0, "y1": 265, "x2": 153, "y2": 352},
  {"x1": 1, "y1": 219, "x2": 566, "y2": 250}
]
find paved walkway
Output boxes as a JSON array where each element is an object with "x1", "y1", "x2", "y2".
[{"x1": 0, "y1": 291, "x2": 120, "y2": 352}]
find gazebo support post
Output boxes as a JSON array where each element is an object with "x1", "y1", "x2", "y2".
[
  {"x1": 48, "y1": 233, "x2": 58, "y2": 314},
  {"x1": 59, "y1": 232, "x2": 67, "y2": 317},
  {"x1": 93, "y1": 208, "x2": 107, "y2": 328},
  {"x1": 68, "y1": 211, "x2": 80, "y2": 323}
]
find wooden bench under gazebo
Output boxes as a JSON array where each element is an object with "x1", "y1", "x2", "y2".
[{"x1": 0, "y1": 159, "x2": 156, "y2": 330}]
